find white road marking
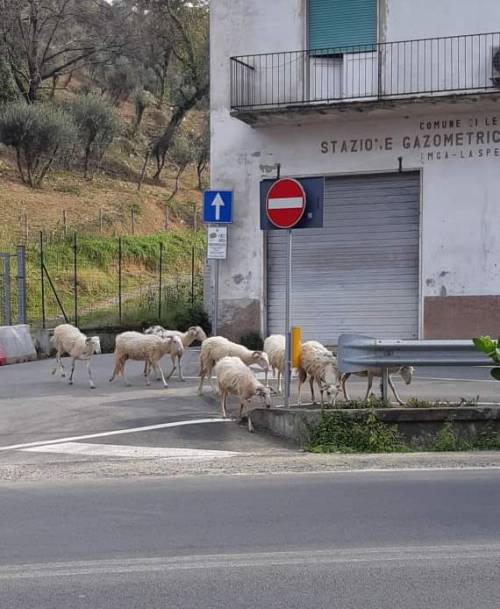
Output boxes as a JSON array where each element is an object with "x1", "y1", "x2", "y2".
[
  {"x1": 417, "y1": 376, "x2": 498, "y2": 383},
  {"x1": 22, "y1": 442, "x2": 239, "y2": 460},
  {"x1": 0, "y1": 418, "x2": 233, "y2": 452},
  {"x1": 2, "y1": 543, "x2": 500, "y2": 579}
]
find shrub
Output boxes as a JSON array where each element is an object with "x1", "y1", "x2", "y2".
[
  {"x1": 0, "y1": 56, "x2": 18, "y2": 104},
  {"x1": 473, "y1": 336, "x2": 500, "y2": 380},
  {"x1": 66, "y1": 95, "x2": 119, "y2": 178},
  {"x1": 131, "y1": 88, "x2": 154, "y2": 134},
  {"x1": 0, "y1": 101, "x2": 76, "y2": 187},
  {"x1": 240, "y1": 332, "x2": 263, "y2": 350},
  {"x1": 307, "y1": 410, "x2": 407, "y2": 453}
]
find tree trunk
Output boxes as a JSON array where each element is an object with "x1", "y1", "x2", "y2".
[{"x1": 151, "y1": 82, "x2": 209, "y2": 181}]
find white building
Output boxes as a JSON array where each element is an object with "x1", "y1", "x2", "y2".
[{"x1": 210, "y1": 0, "x2": 500, "y2": 344}]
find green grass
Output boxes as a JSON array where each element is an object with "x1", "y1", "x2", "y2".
[
  {"x1": 306, "y1": 410, "x2": 500, "y2": 454},
  {"x1": 24, "y1": 230, "x2": 206, "y2": 328}
]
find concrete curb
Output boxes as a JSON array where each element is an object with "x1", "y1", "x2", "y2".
[{"x1": 249, "y1": 405, "x2": 500, "y2": 447}]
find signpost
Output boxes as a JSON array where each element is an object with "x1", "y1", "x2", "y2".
[
  {"x1": 265, "y1": 178, "x2": 306, "y2": 407},
  {"x1": 261, "y1": 175, "x2": 324, "y2": 408},
  {"x1": 203, "y1": 190, "x2": 233, "y2": 335}
]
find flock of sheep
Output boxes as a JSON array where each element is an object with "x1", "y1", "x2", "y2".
[{"x1": 50, "y1": 323, "x2": 414, "y2": 418}]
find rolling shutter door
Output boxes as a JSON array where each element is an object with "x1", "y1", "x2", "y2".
[
  {"x1": 308, "y1": 0, "x2": 377, "y2": 51},
  {"x1": 266, "y1": 172, "x2": 420, "y2": 344}
]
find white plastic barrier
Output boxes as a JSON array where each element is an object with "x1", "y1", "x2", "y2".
[{"x1": 0, "y1": 324, "x2": 37, "y2": 365}]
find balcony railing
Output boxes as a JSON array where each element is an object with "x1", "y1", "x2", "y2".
[{"x1": 230, "y1": 32, "x2": 500, "y2": 112}]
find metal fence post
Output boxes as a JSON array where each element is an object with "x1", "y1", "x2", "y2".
[
  {"x1": 16, "y1": 246, "x2": 27, "y2": 324},
  {"x1": 0, "y1": 253, "x2": 12, "y2": 325},
  {"x1": 191, "y1": 245, "x2": 195, "y2": 308},
  {"x1": 73, "y1": 232, "x2": 78, "y2": 326},
  {"x1": 118, "y1": 237, "x2": 122, "y2": 325},
  {"x1": 158, "y1": 241, "x2": 163, "y2": 320},
  {"x1": 40, "y1": 231, "x2": 46, "y2": 329}
]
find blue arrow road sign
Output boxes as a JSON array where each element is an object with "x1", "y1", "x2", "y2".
[{"x1": 203, "y1": 190, "x2": 233, "y2": 224}]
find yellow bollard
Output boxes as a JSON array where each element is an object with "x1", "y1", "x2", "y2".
[{"x1": 291, "y1": 326, "x2": 301, "y2": 369}]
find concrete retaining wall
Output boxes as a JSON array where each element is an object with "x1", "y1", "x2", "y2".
[
  {"x1": 249, "y1": 406, "x2": 500, "y2": 448},
  {"x1": 0, "y1": 325, "x2": 37, "y2": 364}
]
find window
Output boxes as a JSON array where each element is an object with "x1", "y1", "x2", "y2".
[{"x1": 308, "y1": 0, "x2": 377, "y2": 52}]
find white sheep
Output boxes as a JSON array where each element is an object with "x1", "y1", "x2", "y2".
[
  {"x1": 214, "y1": 356, "x2": 273, "y2": 418},
  {"x1": 198, "y1": 336, "x2": 270, "y2": 394},
  {"x1": 341, "y1": 366, "x2": 415, "y2": 405},
  {"x1": 144, "y1": 325, "x2": 207, "y2": 381},
  {"x1": 50, "y1": 323, "x2": 101, "y2": 389},
  {"x1": 297, "y1": 340, "x2": 341, "y2": 407},
  {"x1": 263, "y1": 334, "x2": 285, "y2": 392},
  {"x1": 109, "y1": 331, "x2": 180, "y2": 387}
]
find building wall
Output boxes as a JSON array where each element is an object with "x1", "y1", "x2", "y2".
[{"x1": 210, "y1": 0, "x2": 500, "y2": 340}]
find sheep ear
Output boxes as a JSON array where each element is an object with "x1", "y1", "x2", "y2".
[{"x1": 85, "y1": 337, "x2": 92, "y2": 344}]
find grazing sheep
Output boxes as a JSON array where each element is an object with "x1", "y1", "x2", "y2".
[
  {"x1": 263, "y1": 334, "x2": 285, "y2": 393},
  {"x1": 214, "y1": 356, "x2": 273, "y2": 418},
  {"x1": 198, "y1": 336, "x2": 270, "y2": 395},
  {"x1": 50, "y1": 323, "x2": 101, "y2": 389},
  {"x1": 109, "y1": 331, "x2": 178, "y2": 387},
  {"x1": 297, "y1": 340, "x2": 341, "y2": 407},
  {"x1": 144, "y1": 325, "x2": 207, "y2": 381},
  {"x1": 341, "y1": 366, "x2": 415, "y2": 405}
]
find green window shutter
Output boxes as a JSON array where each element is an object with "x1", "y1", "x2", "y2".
[{"x1": 308, "y1": 0, "x2": 377, "y2": 51}]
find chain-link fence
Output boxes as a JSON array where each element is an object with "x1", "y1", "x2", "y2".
[
  {"x1": 0, "y1": 247, "x2": 27, "y2": 326},
  {"x1": 26, "y1": 231, "x2": 206, "y2": 331}
]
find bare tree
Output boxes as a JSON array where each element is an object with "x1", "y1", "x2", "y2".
[
  {"x1": 149, "y1": 0, "x2": 209, "y2": 181},
  {"x1": 0, "y1": 0, "x2": 132, "y2": 102}
]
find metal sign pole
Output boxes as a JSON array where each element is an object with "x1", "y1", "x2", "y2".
[
  {"x1": 284, "y1": 229, "x2": 292, "y2": 407},
  {"x1": 213, "y1": 259, "x2": 220, "y2": 335}
]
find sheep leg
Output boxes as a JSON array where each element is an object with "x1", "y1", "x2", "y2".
[
  {"x1": 166, "y1": 354, "x2": 177, "y2": 380},
  {"x1": 121, "y1": 360, "x2": 131, "y2": 386},
  {"x1": 364, "y1": 374, "x2": 373, "y2": 401},
  {"x1": 109, "y1": 356, "x2": 123, "y2": 383},
  {"x1": 309, "y1": 376, "x2": 316, "y2": 404},
  {"x1": 143, "y1": 361, "x2": 149, "y2": 378},
  {"x1": 152, "y1": 361, "x2": 168, "y2": 388},
  {"x1": 68, "y1": 359, "x2": 76, "y2": 385},
  {"x1": 86, "y1": 360, "x2": 96, "y2": 389},
  {"x1": 389, "y1": 375, "x2": 404, "y2": 405},
  {"x1": 53, "y1": 351, "x2": 65, "y2": 378},
  {"x1": 220, "y1": 390, "x2": 228, "y2": 418},
  {"x1": 297, "y1": 369, "x2": 306, "y2": 405},
  {"x1": 277, "y1": 369, "x2": 282, "y2": 393},
  {"x1": 178, "y1": 355, "x2": 185, "y2": 382},
  {"x1": 341, "y1": 373, "x2": 351, "y2": 401},
  {"x1": 198, "y1": 367, "x2": 206, "y2": 395}
]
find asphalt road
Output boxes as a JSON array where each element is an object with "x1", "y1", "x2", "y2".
[
  {"x1": 1, "y1": 469, "x2": 500, "y2": 608},
  {"x1": 0, "y1": 350, "x2": 498, "y2": 473}
]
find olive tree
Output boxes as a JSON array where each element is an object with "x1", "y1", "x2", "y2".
[
  {"x1": 0, "y1": 101, "x2": 76, "y2": 187},
  {"x1": 66, "y1": 95, "x2": 120, "y2": 178}
]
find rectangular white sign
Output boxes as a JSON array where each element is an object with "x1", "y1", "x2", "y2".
[{"x1": 207, "y1": 225, "x2": 227, "y2": 260}]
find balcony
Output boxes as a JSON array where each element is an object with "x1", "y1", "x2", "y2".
[{"x1": 230, "y1": 32, "x2": 500, "y2": 126}]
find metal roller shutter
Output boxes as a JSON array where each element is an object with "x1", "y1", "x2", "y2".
[
  {"x1": 308, "y1": 0, "x2": 377, "y2": 51},
  {"x1": 266, "y1": 172, "x2": 420, "y2": 344}
]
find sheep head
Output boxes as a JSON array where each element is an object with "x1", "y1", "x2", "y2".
[
  {"x1": 400, "y1": 366, "x2": 414, "y2": 385},
  {"x1": 188, "y1": 326, "x2": 207, "y2": 342},
  {"x1": 251, "y1": 350, "x2": 270, "y2": 371},
  {"x1": 86, "y1": 336, "x2": 101, "y2": 355},
  {"x1": 255, "y1": 384, "x2": 273, "y2": 408},
  {"x1": 144, "y1": 325, "x2": 165, "y2": 336},
  {"x1": 320, "y1": 381, "x2": 340, "y2": 407}
]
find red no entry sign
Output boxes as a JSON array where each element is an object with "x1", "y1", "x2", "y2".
[{"x1": 266, "y1": 178, "x2": 306, "y2": 229}]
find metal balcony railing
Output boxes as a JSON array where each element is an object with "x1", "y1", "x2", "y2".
[{"x1": 230, "y1": 32, "x2": 500, "y2": 111}]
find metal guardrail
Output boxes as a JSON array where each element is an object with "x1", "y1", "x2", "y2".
[
  {"x1": 337, "y1": 334, "x2": 492, "y2": 401},
  {"x1": 231, "y1": 31, "x2": 500, "y2": 111}
]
